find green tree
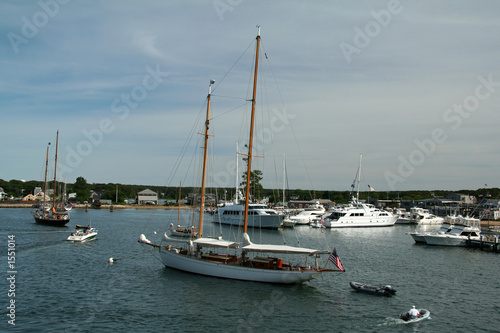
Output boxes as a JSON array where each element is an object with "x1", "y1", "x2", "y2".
[
  {"x1": 240, "y1": 170, "x2": 264, "y2": 201},
  {"x1": 73, "y1": 177, "x2": 90, "y2": 202}
]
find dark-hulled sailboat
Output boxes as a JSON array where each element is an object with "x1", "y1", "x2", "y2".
[{"x1": 33, "y1": 131, "x2": 70, "y2": 226}]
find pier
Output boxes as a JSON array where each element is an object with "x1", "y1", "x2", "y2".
[{"x1": 467, "y1": 234, "x2": 500, "y2": 253}]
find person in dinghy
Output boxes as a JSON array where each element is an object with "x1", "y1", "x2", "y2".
[{"x1": 401, "y1": 306, "x2": 422, "y2": 321}]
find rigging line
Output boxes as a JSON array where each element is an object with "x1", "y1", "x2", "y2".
[
  {"x1": 262, "y1": 39, "x2": 317, "y2": 199},
  {"x1": 260, "y1": 40, "x2": 287, "y2": 112},
  {"x1": 164, "y1": 100, "x2": 207, "y2": 187},
  {"x1": 209, "y1": 101, "x2": 250, "y2": 121},
  {"x1": 211, "y1": 38, "x2": 255, "y2": 95},
  {"x1": 211, "y1": 94, "x2": 248, "y2": 101}
]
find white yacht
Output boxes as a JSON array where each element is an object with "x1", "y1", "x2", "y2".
[
  {"x1": 213, "y1": 203, "x2": 284, "y2": 229},
  {"x1": 321, "y1": 155, "x2": 397, "y2": 228},
  {"x1": 408, "y1": 222, "x2": 453, "y2": 244},
  {"x1": 322, "y1": 199, "x2": 397, "y2": 228},
  {"x1": 286, "y1": 202, "x2": 325, "y2": 226},
  {"x1": 410, "y1": 207, "x2": 444, "y2": 225},
  {"x1": 394, "y1": 208, "x2": 411, "y2": 224},
  {"x1": 423, "y1": 216, "x2": 481, "y2": 246}
]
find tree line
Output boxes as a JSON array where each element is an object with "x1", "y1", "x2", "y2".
[{"x1": 1, "y1": 177, "x2": 498, "y2": 205}]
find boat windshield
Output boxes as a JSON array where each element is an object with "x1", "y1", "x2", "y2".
[
  {"x1": 327, "y1": 212, "x2": 346, "y2": 219},
  {"x1": 250, "y1": 205, "x2": 269, "y2": 210}
]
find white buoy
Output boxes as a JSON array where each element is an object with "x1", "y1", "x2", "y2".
[{"x1": 108, "y1": 258, "x2": 115, "y2": 263}]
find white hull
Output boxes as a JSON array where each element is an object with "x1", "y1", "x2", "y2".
[
  {"x1": 67, "y1": 231, "x2": 97, "y2": 242},
  {"x1": 214, "y1": 214, "x2": 283, "y2": 229},
  {"x1": 287, "y1": 204, "x2": 325, "y2": 226},
  {"x1": 420, "y1": 218, "x2": 481, "y2": 246},
  {"x1": 417, "y1": 217, "x2": 444, "y2": 225},
  {"x1": 409, "y1": 232, "x2": 426, "y2": 243},
  {"x1": 324, "y1": 216, "x2": 397, "y2": 228},
  {"x1": 281, "y1": 219, "x2": 297, "y2": 227},
  {"x1": 423, "y1": 234, "x2": 479, "y2": 246},
  {"x1": 395, "y1": 217, "x2": 411, "y2": 224},
  {"x1": 159, "y1": 247, "x2": 323, "y2": 284}
]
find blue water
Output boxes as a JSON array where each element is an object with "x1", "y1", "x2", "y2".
[{"x1": 1, "y1": 208, "x2": 499, "y2": 332}]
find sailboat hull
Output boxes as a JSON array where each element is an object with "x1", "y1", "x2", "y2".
[
  {"x1": 159, "y1": 247, "x2": 323, "y2": 284},
  {"x1": 34, "y1": 214, "x2": 70, "y2": 226},
  {"x1": 214, "y1": 214, "x2": 283, "y2": 229}
]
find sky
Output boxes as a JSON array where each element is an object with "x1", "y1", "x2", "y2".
[{"x1": 1, "y1": 0, "x2": 499, "y2": 192}]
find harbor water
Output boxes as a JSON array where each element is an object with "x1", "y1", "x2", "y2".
[{"x1": 1, "y1": 208, "x2": 499, "y2": 332}]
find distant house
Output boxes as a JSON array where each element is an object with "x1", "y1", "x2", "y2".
[
  {"x1": 34, "y1": 192, "x2": 50, "y2": 201},
  {"x1": 23, "y1": 194, "x2": 36, "y2": 201},
  {"x1": 0, "y1": 187, "x2": 6, "y2": 200},
  {"x1": 445, "y1": 193, "x2": 476, "y2": 204},
  {"x1": 137, "y1": 189, "x2": 158, "y2": 205},
  {"x1": 89, "y1": 190, "x2": 104, "y2": 204}
]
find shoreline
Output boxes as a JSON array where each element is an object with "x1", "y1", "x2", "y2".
[
  {"x1": 2, "y1": 202, "x2": 499, "y2": 228},
  {"x1": 0, "y1": 202, "x2": 191, "y2": 210}
]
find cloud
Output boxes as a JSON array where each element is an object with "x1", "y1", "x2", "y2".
[{"x1": 1, "y1": 1, "x2": 499, "y2": 191}]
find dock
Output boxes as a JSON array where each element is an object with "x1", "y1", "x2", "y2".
[{"x1": 467, "y1": 234, "x2": 500, "y2": 253}]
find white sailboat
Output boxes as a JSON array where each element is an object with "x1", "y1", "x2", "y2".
[
  {"x1": 139, "y1": 27, "x2": 343, "y2": 283},
  {"x1": 169, "y1": 182, "x2": 198, "y2": 238}
]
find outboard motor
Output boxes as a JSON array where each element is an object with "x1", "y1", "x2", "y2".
[{"x1": 383, "y1": 285, "x2": 397, "y2": 294}]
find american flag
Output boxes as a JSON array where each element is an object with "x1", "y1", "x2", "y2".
[{"x1": 329, "y1": 248, "x2": 345, "y2": 271}]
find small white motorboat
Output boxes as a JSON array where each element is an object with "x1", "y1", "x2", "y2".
[
  {"x1": 399, "y1": 308, "x2": 431, "y2": 323},
  {"x1": 67, "y1": 225, "x2": 98, "y2": 242}
]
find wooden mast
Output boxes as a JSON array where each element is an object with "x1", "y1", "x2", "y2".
[
  {"x1": 197, "y1": 80, "x2": 214, "y2": 238},
  {"x1": 52, "y1": 130, "x2": 59, "y2": 210},
  {"x1": 42, "y1": 142, "x2": 50, "y2": 217},
  {"x1": 243, "y1": 26, "x2": 261, "y2": 234}
]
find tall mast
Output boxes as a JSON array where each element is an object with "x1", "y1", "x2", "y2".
[
  {"x1": 197, "y1": 80, "x2": 215, "y2": 238},
  {"x1": 235, "y1": 142, "x2": 239, "y2": 204},
  {"x1": 42, "y1": 142, "x2": 50, "y2": 216},
  {"x1": 243, "y1": 26, "x2": 261, "y2": 234},
  {"x1": 283, "y1": 154, "x2": 286, "y2": 206},
  {"x1": 356, "y1": 154, "x2": 362, "y2": 202},
  {"x1": 177, "y1": 181, "x2": 181, "y2": 227},
  {"x1": 52, "y1": 130, "x2": 59, "y2": 209}
]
